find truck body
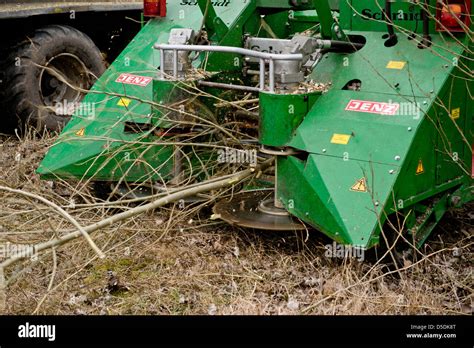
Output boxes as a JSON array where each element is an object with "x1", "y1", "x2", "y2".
[{"x1": 0, "y1": 0, "x2": 144, "y2": 131}]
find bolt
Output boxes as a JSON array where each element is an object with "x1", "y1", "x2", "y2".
[
  {"x1": 395, "y1": 155, "x2": 401, "y2": 161},
  {"x1": 322, "y1": 149, "x2": 327, "y2": 153},
  {"x1": 451, "y1": 195, "x2": 461, "y2": 206},
  {"x1": 375, "y1": 201, "x2": 379, "y2": 206},
  {"x1": 423, "y1": 100, "x2": 428, "y2": 105},
  {"x1": 389, "y1": 169, "x2": 395, "y2": 174},
  {"x1": 305, "y1": 212, "x2": 309, "y2": 216},
  {"x1": 407, "y1": 127, "x2": 412, "y2": 131}
]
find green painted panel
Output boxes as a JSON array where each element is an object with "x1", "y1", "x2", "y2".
[
  {"x1": 311, "y1": 32, "x2": 463, "y2": 98},
  {"x1": 278, "y1": 154, "x2": 398, "y2": 248},
  {"x1": 289, "y1": 90, "x2": 423, "y2": 165}
]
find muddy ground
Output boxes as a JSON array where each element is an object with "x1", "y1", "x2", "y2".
[{"x1": 0, "y1": 133, "x2": 472, "y2": 315}]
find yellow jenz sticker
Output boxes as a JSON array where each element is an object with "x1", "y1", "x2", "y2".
[
  {"x1": 331, "y1": 133, "x2": 351, "y2": 145},
  {"x1": 386, "y1": 61, "x2": 406, "y2": 70},
  {"x1": 450, "y1": 107, "x2": 460, "y2": 120}
]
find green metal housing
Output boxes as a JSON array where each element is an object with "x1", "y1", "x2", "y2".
[{"x1": 37, "y1": 0, "x2": 473, "y2": 249}]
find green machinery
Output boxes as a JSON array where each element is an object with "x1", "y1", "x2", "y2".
[{"x1": 37, "y1": 0, "x2": 473, "y2": 249}]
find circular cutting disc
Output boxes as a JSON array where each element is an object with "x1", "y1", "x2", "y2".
[
  {"x1": 213, "y1": 190, "x2": 306, "y2": 231},
  {"x1": 112, "y1": 183, "x2": 207, "y2": 203}
]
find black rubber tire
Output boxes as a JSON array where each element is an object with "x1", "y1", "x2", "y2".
[{"x1": 0, "y1": 25, "x2": 106, "y2": 132}]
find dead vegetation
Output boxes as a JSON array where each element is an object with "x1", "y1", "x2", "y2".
[{"x1": 0, "y1": 132, "x2": 472, "y2": 315}]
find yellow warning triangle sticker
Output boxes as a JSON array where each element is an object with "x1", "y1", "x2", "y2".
[
  {"x1": 350, "y1": 178, "x2": 367, "y2": 192},
  {"x1": 416, "y1": 159, "x2": 424, "y2": 175},
  {"x1": 75, "y1": 128, "x2": 85, "y2": 137}
]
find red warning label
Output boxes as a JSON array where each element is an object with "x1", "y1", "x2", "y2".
[
  {"x1": 345, "y1": 100, "x2": 399, "y2": 115},
  {"x1": 115, "y1": 73, "x2": 152, "y2": 87}
]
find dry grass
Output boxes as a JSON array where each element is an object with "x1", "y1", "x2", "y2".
[{"x1": 0, "y1": 132, "x2": 472, "y2": 315}]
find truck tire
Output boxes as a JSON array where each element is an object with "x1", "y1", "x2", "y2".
[{"x1": 0, "y1": 25, "x2": 106, "y2": 132}]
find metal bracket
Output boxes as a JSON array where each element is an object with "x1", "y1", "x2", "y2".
[{"x1": 155, "y1": 43, "x2": 303, "y2": 93}]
